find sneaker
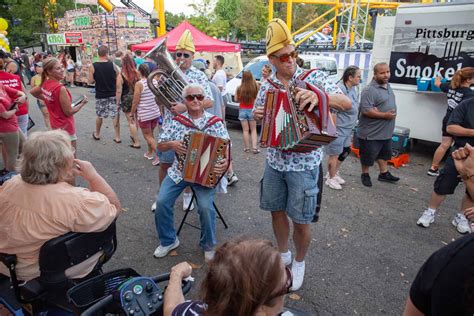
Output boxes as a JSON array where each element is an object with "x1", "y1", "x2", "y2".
[
  {"x1": 204, "y1": 250, "x2": 215, "y2": 263},
  {"x1": 183, "y1": 192, "x2": 195, "y2": 211},
  {"x1": 227, "y1": 172, "x2": 238, "y2": 186},
  {"x1": 153, "y1": 238, "x2": 180, "y2": 258},
  {"x1": 290, "y1": 260, "x2": 305, "y2": 291},
  {"x1": 151, "y1": 201, "x2": 156, "y2": 213},
  {"x1": 417, "y1": 209, "x2": 436, "y2": 228},
  {"x1": 152, "y1": 157, "x2": 160, "y2": 166},
  {"x1": 378, "y1": 171, "x2": 400, "y2": 183},
  {"x1": 281, "y1": 251, "x2": 292, "y2": 266},
  {"x1": 325, "y1": 177, "x2": 342, "y2": 190},
  {"x1": 452, "y1": 213, "x2": 471, "y2": 234},
  {"x1": 334, "y1": 172, "x2": 346, "y2": 185},
  {"x1": 361, "y1": 173, "x2": 372, "y2": 187},
  {"x1": 427, "y1": 168, "x2": 440, "y2": 177}
]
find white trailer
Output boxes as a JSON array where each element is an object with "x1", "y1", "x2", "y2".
[{"x1": 370, "y1": 2, "x2": 474, "y2": 143}]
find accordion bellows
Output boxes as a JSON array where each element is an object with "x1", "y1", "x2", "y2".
[
  {"x1": 176, "y1": 132, "x2": 229, "y2": 188},
  {"x1": 260, "y1": 80, "x2": 337, "y2": 152}
]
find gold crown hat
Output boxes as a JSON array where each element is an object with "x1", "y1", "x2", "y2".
[
  {"x1": 176, "y1": 29, "x2": 195, "y2": 53},
  {"x1": 266, "y1": 18, "x2": 295, "y2": 56}
]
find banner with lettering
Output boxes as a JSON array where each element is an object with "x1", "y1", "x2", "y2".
[{"x1": 389, "y1": 6, "x2": 474, "y2": 85}]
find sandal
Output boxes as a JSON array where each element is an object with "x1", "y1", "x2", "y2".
[
  {"x1": 144, "y1": 152, "x2": 154, "y2": 160},
  {"x1": 113, "y1": 139, "x2": 122, "y2": 144},
  {"x1": 252, "y1": 148, "x2": 260, "y2": 154},
  {"x1": 92, "y1": 132, "x2": 100, "y2": 141},
  {"x1": 152, "y1": 157, "x2": 160, "y2": 166},
  {"x1": 129, "y1": 144, "x2": 141, "y2": 149},
  {"x1": 244, "y1": 148, "x2": 250, "y2": 153}
]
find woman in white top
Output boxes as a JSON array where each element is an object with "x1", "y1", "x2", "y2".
[
  {"x1": 131, "y1": 63, "x2": 161, "y2": 166},
  {"x1": 66, "y1": 54, "x2": 76, "y2": 87}
]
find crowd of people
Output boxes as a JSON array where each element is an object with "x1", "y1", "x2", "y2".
[{"x1": 0, "y1": 17, "x2": 474, "y2": 315}]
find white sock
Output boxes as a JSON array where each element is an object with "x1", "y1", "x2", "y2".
[
  {"x1": 281, "y1": 250, "x2": 291, "y2": 259},
  {"x1": 292, "y1": 259, "x2": 305, "y2": 267}
]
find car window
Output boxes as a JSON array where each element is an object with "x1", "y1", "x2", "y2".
[
  {"x1": 236, "y1": 60, "x2": 271, "y2": 81},
  {"x1": 312, "y1": 60, "x2": 337, "y2": 75}
]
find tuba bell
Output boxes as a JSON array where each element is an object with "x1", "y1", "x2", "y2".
[{"x1": 144, "y1": 38, "x2": 189, "y2": 111}]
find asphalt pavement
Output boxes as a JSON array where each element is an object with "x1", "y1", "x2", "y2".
[{"x1": 24, "y1": 86, "x2": 465, "y2": 315}]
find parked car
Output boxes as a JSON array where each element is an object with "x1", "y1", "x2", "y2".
[{"x1": 224, "y1": 54, "x2": 338, "y2": 122}]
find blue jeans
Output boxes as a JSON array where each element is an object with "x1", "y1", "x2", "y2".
[{"x1": 155, "y1": 176, "x2": 217, "y2": 251}]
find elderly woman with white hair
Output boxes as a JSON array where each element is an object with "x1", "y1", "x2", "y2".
[
  {"x1": 0, "y1": 130, "x2": 122, "y2": 281},
  {"x1": 153, "y1": 83, "x2": 229, "y2": 262}
]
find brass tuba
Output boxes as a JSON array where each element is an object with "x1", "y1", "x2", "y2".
[{"x1": 145, "y1": 38, "x2": 189, "y2": 111}]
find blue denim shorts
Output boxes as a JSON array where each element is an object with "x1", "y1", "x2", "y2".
[
  {"x1": 157, "y1": 149, "x2": 175, "y2": 164},
  {"x1": 238, "y1": 109, "x2": 254, "y2": 121},
  {"x1": 259, "y1": 162, "x2": 319, "y2": 224},
  {"x1": 326, "y1": 134, "x2": 352, "y2": 156}
]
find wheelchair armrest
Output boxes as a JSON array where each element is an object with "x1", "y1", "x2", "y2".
[{"x1": 0, "y1": 253, "x2": 17, "y2": 269}]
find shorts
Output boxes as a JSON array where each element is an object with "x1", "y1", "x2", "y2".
[
  {"x1": 95, "y1": 97, "x2": 118, "y2": 119},
  {"x1": 238, "y1": 109, "x2": 254, "y2": 121},
  {"x1": 358, "y1": 138, "x2": 392, "y2": 166},
  {"x1": 441, "y1": 111, "x2": 453, "y2": 137},
  {"x1": 433, "y1": 156, "x2": 461, "y2": 195},
  {"x1": 259, "y1": 161, "x2": 319, "y2": 224},
  {"x1": 326, "y1": 134, "x2": 351, "y2": 156},
  {"x1": 139, "y1": 117, "x2": 158, "y2": 129},
  {"x1": 157, "y1": 149, "x2": 175, "y2": 164}
]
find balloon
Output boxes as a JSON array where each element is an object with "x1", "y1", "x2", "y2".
[{"x1": 0, "y1": 18, "x2": 8, "y2": 31}]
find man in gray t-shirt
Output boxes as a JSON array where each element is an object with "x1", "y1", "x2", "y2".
[{"x1": 358, "y1": 62, "x2": 399, "y2": 187}]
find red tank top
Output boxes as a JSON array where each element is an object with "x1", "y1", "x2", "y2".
[
  {"x1": 0, "y1": 71, "x2": 27, "y2": 116},
  {"x1": 41, "y1": 79, "x2": 75, "y2": 135}
]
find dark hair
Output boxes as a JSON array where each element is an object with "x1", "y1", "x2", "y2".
[
  {"x1": 451, "y1": 67, "x2": 474, "y2": 89},
  {"x1": 236, "y1": 71, "x2": 258, "y2": 104},
  {"x1": 214, "y1": 55, "x2": 224, "y2": 66},
  {"x1": 200, "y1": 238, "x2": 284, "y2": 316},
  {"x1": 135, "y1": 49, "x2": 142, "y2": 56},
  {"x1": 138, "y1": 63, "x2": 150, "y2": 77},
  {"x1": 122, "y1": 54, "x2": 140, "y2": 87},
  {"x1": 296, "y1": 57, "x2": 304, "y2": 68},
  {"x1": 98, "y1": 45, "x2": 109, "y2": 57},
  {"x1": 373, "y1": 62, "x2": 388, "y2": 74},
  {"x1": 342, "y1": 65, "x2": 360, "y2": 83}
]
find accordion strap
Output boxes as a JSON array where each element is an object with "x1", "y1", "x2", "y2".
[{"x1": 173, "y1": 114, "x2": 223, "y2": 131}]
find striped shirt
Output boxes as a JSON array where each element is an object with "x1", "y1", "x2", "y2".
[{"x1": 137, "y1": 78, "x2": 160, "y2": 122}]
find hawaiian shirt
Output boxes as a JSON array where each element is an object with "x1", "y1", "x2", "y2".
[
  {"x1": 159, "y1": 111, "x2": 229, "y2": 184},
  {"x1": 253, "y1": 66, "x2": 343, "y2": 172}
]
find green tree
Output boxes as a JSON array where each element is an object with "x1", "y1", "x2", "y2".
[
  {"x1": 214, "y1": 0, "x2": 239, "y2": 39},
  {"x1": 165, "y1": 11, "x2": 186, "y2": 28},
  {"x1": 234, "y1": 0, "x2": 267, "y2": 41},
  {"x1": 187, "y1": 0, "x2": 230, "y2": 38},
  {"x1": 3, "y1": 0, "x2": 75, "y2": 47}
]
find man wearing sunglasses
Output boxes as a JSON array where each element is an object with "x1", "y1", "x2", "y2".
[
  {"x1": 156, "y1": 30, "x2": 214, "y2": 212},
  {"x1": 154, "y1": 83, "x2": 229, "y2": 261},
  {"x1": 253, "y1": 18, "x2": 351, "y2": 291}
]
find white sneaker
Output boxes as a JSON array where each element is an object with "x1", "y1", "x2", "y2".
[
  {"x1": 281, "y1": 251, "x2": 292, "y2": 266},
  {"x1": 153, "y1": 238, "x2": 180, "y2": 258},
  {"x1": 290, "y1": 260, "x2": 305, "y2": 291},
  {"x1": 183, "y1": 192, "x2": 194, "y2": 211},
  {"x1": 417, "y1": 209, "x2": 436, "y2": 228},
  {"x1": 227, "y1": 172, "x2": 238, "y2": 186},
  {"x1": 334, "y1": 172, "x2": 345, "y2": 185},
  {"x1": 452, "y1": 213, "x2": 471, "y2": 234},
  {"x1": 204, "y1": 250, "x2": 215, "y2": 262},
  {"x1": 325, "y1": 177, "x2": 342, "y2": 190},
  {"x1": 151, "y1": 201, "x2": 156, "y2": 212}
]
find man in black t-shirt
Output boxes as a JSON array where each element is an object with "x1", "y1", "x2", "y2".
[{"x1": 417, "y1": 97, "x2": 474, "y2": 234}]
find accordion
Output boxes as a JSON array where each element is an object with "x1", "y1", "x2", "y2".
[
  {"x1": 260, "y1": 80, "x2": 337, "y2": 152},
  {"x1": 176, "y1": 131, "x2": 230, "y2": 188}
]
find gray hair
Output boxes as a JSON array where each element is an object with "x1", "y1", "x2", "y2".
[
  {"x1": 182, "y1": 83, "x2": 205, "y2": 99},
  {"x1": 19, "y1": 130, "x2": 74, "y2": 185}
]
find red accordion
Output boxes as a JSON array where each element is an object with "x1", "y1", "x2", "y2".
[
  {"x1": 176, "y1": 131, "x2": 229, "y2": 188},
  {"x1": 260, "y1": 79, "x2": 337, "y2": 152}
]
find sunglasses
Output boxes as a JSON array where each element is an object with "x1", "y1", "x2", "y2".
[
  {"x1": 271, "y1": 50, "x2": 298, "y2": 63},
  {"x1": 185, "y1": 94, "x2": 205, "y2": 102},
  {"x1": 267, "y1": 266, "x2": 293, "y2": 302},
  {"x1": 176, "y1": 52, "x2": 191, "y2": 59}
]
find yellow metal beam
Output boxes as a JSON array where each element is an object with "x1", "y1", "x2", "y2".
[
  {"x1": 269, "y1": 0, "x2": 274, "y2": 20},
  {"x1": 272, "y1": 0, "x2": 401, "y2": 8},
  {"x1": 287, "y1": 0, "x2": 293, "y2": 31},
  {"x1": 349, "y1": 0, "x2": 359, "y2": 47},
  {"x1": 333, "y1": 0, "x2": 339, "y2": 46},
  {"x1": 292, "y1": 7, "x2": 336, "y2": 36},
  {"x1": 158, "y1": 0, "x2": 166, "y2": 36}
]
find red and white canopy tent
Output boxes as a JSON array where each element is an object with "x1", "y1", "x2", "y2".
[{"x1": 131, "y1": 21, "x2": 242, "y2": 75}]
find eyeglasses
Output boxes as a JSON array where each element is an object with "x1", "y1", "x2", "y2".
[
  {"x1": 185, "y1": 94, "x2": 205, "y2": 102},
  {"x1": 271, "y1": 50, "x2": 298, "y2": 63},
  {"x1": 266, "y1": 266, "x2": 293, "y2": 302},
  {"x1": 176, "y1": 52, "x2": 191, "y2": 59}
]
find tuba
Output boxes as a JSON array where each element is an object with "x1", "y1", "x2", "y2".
[{"x1": 145, "y1": 38, "x2": 189, "y2": 111}]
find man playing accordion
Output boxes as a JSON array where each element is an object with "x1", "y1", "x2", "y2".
[
  {"x1": 153, "y1": 83, "x2": 229, "y2": 262},
  {"x1": 253, "y1": 18, "x2": 351, "y2": 291}
]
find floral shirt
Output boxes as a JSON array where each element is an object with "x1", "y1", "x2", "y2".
[
  {"x1": 253, "y1": 67, "x2": 343, "y2": 172},
  {"x1": 159, "y1": 111, "x2": 229, "y2": 184}
]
